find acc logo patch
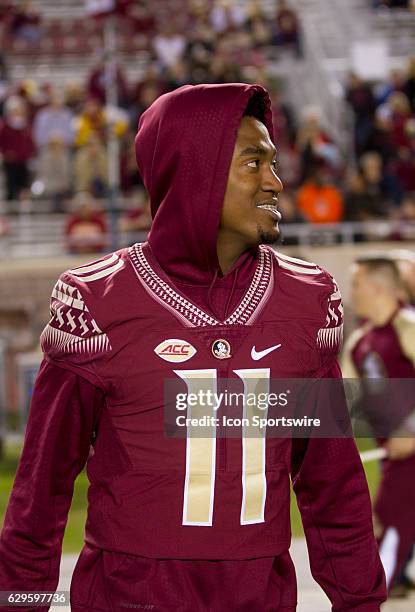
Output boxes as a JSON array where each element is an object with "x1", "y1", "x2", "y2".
[{"x1": 154, "y1": 339, "x2": 197, "y2": 363}]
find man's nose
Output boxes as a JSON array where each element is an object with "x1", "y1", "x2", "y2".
[{"x1": 262, "y1": 167, "x2": 284, "y2": 194}]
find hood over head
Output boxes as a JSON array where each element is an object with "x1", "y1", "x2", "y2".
[{"x1": 135, "y1": 83, "x2": 274, "y2": 285}]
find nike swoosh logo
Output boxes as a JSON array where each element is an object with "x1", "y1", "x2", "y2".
[{"x1": 251, "y1": 344, "x2": 282, "y2": 361}]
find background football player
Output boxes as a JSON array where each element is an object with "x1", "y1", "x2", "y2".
[{"x1": 342, "y1": 255, "x2": 415, "y2": 598}]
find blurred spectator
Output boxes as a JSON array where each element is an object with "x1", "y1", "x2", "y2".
[
  {"x1": 185, "y1": 22, "x2": 215, "y2": 82},
  {"x1": 119, "y1": 196, "x2": 152, "y2": 233},
  {"x1": 296, "y1": 166, "x2": 344, "y2": 223},
  {"x1": 271, "y1": 0, "x2": 303, "y2": 58},
  {"x1": 393, "y1": 138, "x2": 415, "y2": 194},
  {"x1": 404, "y1": 57, "x2": 415, "y2": 113},
  {"x1": 0, "y1": 214, "x2": 10, "y2": 236},
  {"x1": 120, "y1": 131, "x2": 144, "y2": 193},
  {"x1": 63, "y1": 81, "x2": 84, "y2": 115},
  {"x1": 392, "y1": 194, "x2": 415, "y2": 240},
  {"x1": 344, "y1": 170, "x2": 388, "y2": 220},
  {"x1": 73, "y1": 97, "x2": 106, "y2": 147},
  {"x1": 65, "y1": 192, "x2": 107, "y2": 254},
  {"x1": 376, "y1": 69, "x2": 406, "y2": 106},
  {"x1": 209, "y1": 0, "x2": 246, "y2": 34},
  {"x1": 153, "y1": 24, "x2": 186, "y2": 69},
  {"x1": 14, "y1": 78, "x2": 45, "y2": 123},
  {"x1": 209, "y1": 55, "x2": 243, "y2": 83},
  {"x1": 400, "y1": 193, "x2": 415, "y2": 220},
  {"x1": 74, "y1": 132, "x2": 108, "y2": 196},
  {"x1": 387, "y1": 91, "x2": 412, "y2": 149},
  {"x1": 269, "y1": 87, "x2": 296, "y2": 144},
  {"x1": 297, "y1": 107, "x2": 340, "y2": 180},
  {"x1": 33, "y1": 91, "x2": 74, "y2": 149},
  {"x1": 73, "y1": 96, "x2": 127, "y2": 149},
  {"x1": 129, "y1": 0, "x2": 156, "y2": 36},
  {"x1": 164, "y1": 61, "x2": 191, "y2": 91},
  {"x1": 128, "y1": 81, "x2": 161, "y2": 129},
  {"x1": 86, "y1": 55, "x2": 129, "y2": 107},
  {"x1": 278, "y1": 191, "x2": 304, "y2": 245},
  {"x1": 0, "y1": 3, "x2": 13, "y2": 46},
  {"x1": 0, "y1": 54, "x2": 8, "y2": 116},
  {"x1": 278, "y1": 191, "x2": 304, "y2": 223},
  {"x1": 0, "y1": 95, "x2": 34, "y2": 201},
  {"x1": 360, "y1": 150, "x2": 403, "y2": 204},
  {"x1": 277, "y1": 143, "x2": 302, "y2": 189},
  {"x1": 367, "y1": 105, "x2": 396, "y2": 164},
  {"x1": 36, "y1": 132, "x2": 71, "y2": 212},
  {"x1": 245, "y1": 1, "x2": 271, "y2": 49},
  {"x1": 10, "y1": 0, "x2": 41, "y2": 44},
  {"x1": 345, "y1": 72, "x2": 377, "y2": 157}
]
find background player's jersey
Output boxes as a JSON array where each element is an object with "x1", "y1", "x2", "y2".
[
  {"x1": 37, "y1": 244, "x2": 342, "y2": 560},
  {"x1": 342, "y1": 307, "x2": 415, "y2": 379},
  {"x1": 342, "y1": 308, "x2": 415, "y2": 437}
]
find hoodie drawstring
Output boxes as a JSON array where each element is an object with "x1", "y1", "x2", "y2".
[
  {"x1": 207, "y1": 268, "x2": 219, "y2": 319},
  {"x1": 207, "y1": 267, "x2": 239, "y2": 322},
  {"x1": 224, "y1": 268, "x2": 239, "y2": 321}
]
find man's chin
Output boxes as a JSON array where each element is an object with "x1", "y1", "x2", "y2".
[{"x1": 257, "y1": 224, "x2": 280, "y2": 245}]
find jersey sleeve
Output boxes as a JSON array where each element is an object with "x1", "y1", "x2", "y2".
[
  {"x1": 0, "y1": 360, "x2": 105, "y2": 610},
  {"x1": 291, "y1": 362, "x2": 387, "y2": 610},
  {"x1": 40, "y1": 271, "x2": 111, "y2": 388},
  {"x1": 316, "y1": 271, "x2": 344, "y2": 374}
]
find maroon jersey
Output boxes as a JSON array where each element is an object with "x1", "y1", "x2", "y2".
[
  {"x1": 343, "y1": 308, "x2": 415, "y2": 380},
  {"x1": 37, "y1": 245, "x2": 345, "y2": 559},
  {"x1": 0, "y1": 83, "x2": 386, "y2": 611}
]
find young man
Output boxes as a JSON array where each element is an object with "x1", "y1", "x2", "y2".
[
  {"x1": 342, "y1": 256, "x2": 415, "y2": 596},
  {"x1": 0, "y1": 83, "x2": 386, "y2": 610}
]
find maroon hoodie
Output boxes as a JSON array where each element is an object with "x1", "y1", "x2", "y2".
[
  {"x1": 0, "y1": 83, "x2": 386, "y2": 611},
  {"x1": 136, "y1": 82, "x2": 273, "y2": 320}
]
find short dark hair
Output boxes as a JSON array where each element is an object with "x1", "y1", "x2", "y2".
[{"x1": 242, "y1": 91, "x2": 267, "y2": 123}]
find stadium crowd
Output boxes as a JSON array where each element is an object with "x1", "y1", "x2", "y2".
[{"x1": 0, "y1": 0, "x2": 414, "y2": 252}]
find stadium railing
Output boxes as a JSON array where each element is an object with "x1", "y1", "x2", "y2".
[{"x1": 0, "y1": 211, "x2": 414, "y2": 258}]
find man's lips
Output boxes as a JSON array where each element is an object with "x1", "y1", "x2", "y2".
[{"x1": 256, "y1": 200, "x2": 281, "y2": 220}]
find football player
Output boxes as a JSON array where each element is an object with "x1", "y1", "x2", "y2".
[
  {"x1": 0, "y1": 84, "x2": 386, "y2": 611},
  {"x1": 342, "y1": 255, "x2": 415, "y2": 597}
]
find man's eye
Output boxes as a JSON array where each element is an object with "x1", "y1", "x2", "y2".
[
  {"x1": 247, "y1": 160, "x2": 260, "y2": 168},
  {"x1": 271, "y1": 160, "x2": 279, "y2": 169}
]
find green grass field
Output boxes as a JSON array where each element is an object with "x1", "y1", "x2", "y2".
[{"x1": 0, "y1": 439, "x2": 380, "y2": 554}]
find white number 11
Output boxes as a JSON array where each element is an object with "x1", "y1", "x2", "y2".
[{"x1": 174, "y1": 368, "x2": 270, "y2": 527}]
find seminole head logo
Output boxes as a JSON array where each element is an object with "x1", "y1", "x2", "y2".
[{"x1": 211, "y1": 339, "x2": 232, "y2": 360}]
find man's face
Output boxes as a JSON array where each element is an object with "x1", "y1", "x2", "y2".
[
  {"x1": 219, "y1": 116, "x2": 283, "y2": 248},
  {"x1": 349, "y1": 264, "x2": 377, "y2": 318}
]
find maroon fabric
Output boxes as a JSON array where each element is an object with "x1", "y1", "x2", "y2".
[
  {"x1": 376, "y1": 455, "x2": 415, "y2": 589},
  {"x1": 0, "y1": 83, "x2": 386, "y2": 610},
  {"x1": 351, "y1": 310, "x2": 415, "y2": 379},
  {"x1": 0, "y1": 121, "x2": 35, "y2": 163},
  {"x1": 0, "y1": 248, "x2": 386, "y2": 609},
  {"x1": 0, "y1": 362, "x2": 104, "y2": 611},
  {"x1": 292, "y1": 363, "x2": 386, "y2": 610},
  {"x1": 87, "y1": 66, "x2": 129, "y2": 106},
  {"x1": 70, "y1": 544, "x2": 297, "y2": 611}
]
